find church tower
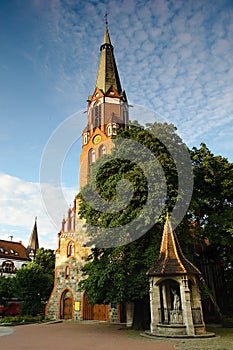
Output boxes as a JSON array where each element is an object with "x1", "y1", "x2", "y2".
[
  {"x1": 79, "y1": 23, "x2": 128, "y2": 188},
  {"x1": 46, "y1": 23, "x2": 128, "y2": 322}
]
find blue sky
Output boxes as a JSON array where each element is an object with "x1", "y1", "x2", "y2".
[{"x1": 0, "y1": 0, "x2": 232, "y2": 249}]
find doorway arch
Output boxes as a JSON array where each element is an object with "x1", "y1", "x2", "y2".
[{"x1": 60, "y1": 289, "x2": 73, "y2": 320}]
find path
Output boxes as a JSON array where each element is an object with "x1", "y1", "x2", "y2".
[{"x1": 0, "y1": 321, "x2": 177, "y2": 350}]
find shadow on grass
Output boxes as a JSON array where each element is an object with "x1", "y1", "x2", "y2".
[{"x1": 175, "y1": 327, "x2": 233, "y2": 350}]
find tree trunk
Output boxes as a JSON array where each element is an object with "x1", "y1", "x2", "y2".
[{"x1": 132, "y1": 296, "x2": 150, "y2": 330}]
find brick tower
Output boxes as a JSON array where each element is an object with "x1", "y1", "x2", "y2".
[
  {"x1": 46, "y1": 24, "x2": 128, "y2": 322},
  {"x1": 79, "y1": 23, "x2": 128, "y2": 188}
]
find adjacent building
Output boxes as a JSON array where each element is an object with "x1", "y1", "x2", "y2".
[{"x1": 0, "y1": 218, "x2": 39, "y2": 277}]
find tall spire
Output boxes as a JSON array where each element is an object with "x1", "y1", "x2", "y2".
[
  {"x1": 95, "y1": 23, "x2": 122, "y2": 94},
  {"x1": 80, "y1": 21, "x2": 128, "y2": 188},
  {"x1": 27, "y1": 217, "x2": 39, "y2": 259}
]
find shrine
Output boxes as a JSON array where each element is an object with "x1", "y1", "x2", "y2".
[{"x1": 147, "y1": 214, "x2": 215, "y2": 337}]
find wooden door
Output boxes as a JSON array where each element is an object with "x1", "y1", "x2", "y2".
[
  {"x1": 63, "y1": 297, "x2": 73, "y2": 320},
  {"x1": 82, "y1": 294, "x2": 94, "y2": 320},
  {"x1": 82, "y1": 294, "x2": 109, "y2": 321},
  {"x1": 93, "y1": 304, "x2": 110, "y2": 321}
]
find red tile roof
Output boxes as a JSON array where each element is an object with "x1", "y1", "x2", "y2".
[{"x1": 0, "y1": 240, "x2": 29, "y2": 261}]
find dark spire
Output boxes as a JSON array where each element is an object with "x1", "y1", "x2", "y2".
[
  {"x1": 27, "y1": 217, "x2": 39, "y2": 258},
  {"x1": 95, "y1": 23, "x2": 122, "y2": 94}
]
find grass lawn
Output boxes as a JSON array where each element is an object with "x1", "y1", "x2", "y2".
[
  {"x1": 123, "y1": 326, "x2": 233, "y2": 349},
  {"x1": 175, "y1": 327, "x2": 233, "y2": 350}
]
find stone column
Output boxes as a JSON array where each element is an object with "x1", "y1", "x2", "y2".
[
  {"x1": 191, "y1": 281, "x2": 205, "y2": 328},
  {"x1": 126, "y1": 302, "x2": 134, "y2": 328},
  {"x1": 162, "y1": 284, "x2": 168, "y2": 322},
  {"x1": 191, "y1": 281, "x2": 203, "y2": 313},
  {"x1": 180, "y1": 276, "x2": 195, "y2": 336},
  {"x1": 149, "y1": 277, "x2": 161, "y2": 334}
]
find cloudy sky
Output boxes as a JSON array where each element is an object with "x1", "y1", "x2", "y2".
[{"x1": 0, "y1": 0, "x2": 232, "y2": 249}]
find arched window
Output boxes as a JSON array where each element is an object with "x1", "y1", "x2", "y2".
[
  {"x1": 91, "y1": 149, "x2": 95, "y2": 163},
  {"x1": 70, "y1": 212, "x2": 75, "y2": 231},
  {"x1": 67, "y1": 241, "x2": 75, "y2": 257},
  {"x1": 2, "y1": 261, "x2": 14, "y2": 273},
  {"x1": 107, "y1": 125, "x2": 112, "y2": 136},
  {"x1": 88, "y1": 148, "x2": 95, "y2": 165},
  {"x1": 83, "y1": 133, "x2": 88, "y2": 145},
  {"x1": 65, "y1": 265, "x2": 70, "y2": 279},
  {"x1": 112, "y1": 123, "x2": 117, "y2": 135},
  {"x1": 99, "y1": 144, "x2": 106, "y2": 157},
  {"x1": 93, "y1": 105, "x2": 101, "y2": 128}
]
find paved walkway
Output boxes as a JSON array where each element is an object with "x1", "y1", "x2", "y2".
[{"x1": 0, "y1": 321, "x2": 177, "y2": 350}]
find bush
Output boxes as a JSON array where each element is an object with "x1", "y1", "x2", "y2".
[{"x1": 0, "y1": 314, "x2": 46, "y2": 324}]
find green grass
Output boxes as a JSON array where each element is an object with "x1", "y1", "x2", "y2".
[
  {"x1": 175, "y1": 327, "x2": 233, "y2": 350},
  {"x1": 120, "y1": 326, "x2": 233, "y2": 349}
]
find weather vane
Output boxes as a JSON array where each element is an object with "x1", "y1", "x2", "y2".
[{"x1": 104, "y1": 12, "x2": 109, "y2": 27}]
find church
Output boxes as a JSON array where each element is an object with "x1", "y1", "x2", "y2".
[
  {"x1": 45, "y1": 22, "x2": 222, "y2": 330},
  {"x1": 46, "y1": 23, "x2": 129, "y2": 322}
]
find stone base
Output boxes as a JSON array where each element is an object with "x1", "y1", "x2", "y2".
[
  {"x1": 144, "y1": 327, "x2": 216, "y2": 339},
  {"x1": 154, "y1": 324, "x2": 187, "y2": 336}
]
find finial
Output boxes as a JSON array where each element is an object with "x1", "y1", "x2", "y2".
[{"x1": 104, "y1": 12, "x2": 109, "y2": 27}]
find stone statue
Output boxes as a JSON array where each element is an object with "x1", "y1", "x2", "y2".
[{"x1": 171, "y1": 289, "x2": 180, "y2": 310}]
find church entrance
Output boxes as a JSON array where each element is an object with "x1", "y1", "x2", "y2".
[{"x1": 60, "y1": 290, "x2": 73, "y2": 320}]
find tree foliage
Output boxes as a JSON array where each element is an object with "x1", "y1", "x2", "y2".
[
  {"x1": 15, "y1": 261, "x2": 54, "y2": 316},
  {"x1": 79, "y1": 225, "x2": 162, "y2": 305},
  {"x1": 78, "y1": 122, "x2": 184, "y2": 247},
  {"x1": 34, "y1": 247, "x2": 55, "y2": 275},
  {"x1": 0, "y1": 248, "x2": 55, "y2": 316},
  {"x1": 190, "y1": 143, "x2": 233, "y2": 248},
  {"x1": 0, "y1": 277, "x2": 15, "y2": 305},
  {"x1": 77, "y1": 121, "x2": 233, "y2": 322}
]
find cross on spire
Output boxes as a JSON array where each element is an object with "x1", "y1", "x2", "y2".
[{"x1": 104, "y1": 12, "x2": 109, "y2": 27}]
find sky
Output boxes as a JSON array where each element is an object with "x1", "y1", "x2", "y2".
[{"x1": 0, "y1": 0, "x2": 232, "y2": 249}]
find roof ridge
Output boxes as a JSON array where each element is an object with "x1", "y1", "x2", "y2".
[{"x1": 147, "y1": 215, "x2": 201, "y2": 276}]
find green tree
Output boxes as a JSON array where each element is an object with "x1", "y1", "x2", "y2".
[
  {"x1": 78, "y1": 121, "x2": 185, "y2": 247},
  {"x1": 0, "y1": 276, "x2": 15, "y2": 306},
  {"x1": 34, "y1": 247, "x2": 55, "y2": 275},
  {"x1": 78, "y1": 121, "x2": 233, "y2": 327},
  {"x1": 190, "y1": 143, "x2": 233, "y2": 247},
  {"x1": 0, "y1": 248, "x2": 55, "y2": 317},
  {"x1": 78, "y1": 121, "x2": 186, "y2": 328},
  {"x1": 188, "y1": 143, "x2": 233, "y2": 313},
  {"x1": 79, "y1": 225, "x2": 162, "y2": 329},
  {"x1": 15, "y1": 259, "x2": 54, "y2": 316}
]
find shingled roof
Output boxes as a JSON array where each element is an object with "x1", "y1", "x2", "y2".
[
  {"x1": 147, "y1": 215, "x2": 201, "y2": 276},
  {"x1": 95, "y1": 25, "x2": 123, "y2": 94},
  {"x1": 0, "y1": 240, "x2": 29, "y2": 261}
]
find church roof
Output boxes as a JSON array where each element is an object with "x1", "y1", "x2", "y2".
[
  {"x1": 95, "y1": 26, "x2": 123, "y2": 94},
  {"x1": 147, "y1": 215, "x2": 201, "y2": 276},
  {"x1": 0, "y1": 240, "x2": 29, "y2": 261}
]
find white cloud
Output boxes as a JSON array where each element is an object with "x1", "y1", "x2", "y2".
[{"x1": 0, "y1": 173, "x2": 75, "y2": 249}]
